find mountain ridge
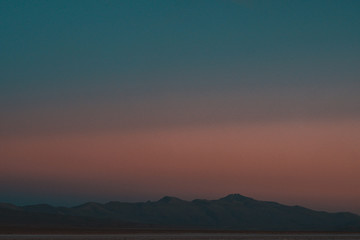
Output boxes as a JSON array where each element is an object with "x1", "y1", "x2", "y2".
[{"x1": 1, "y1": 194, "x2": 360, "y2": 232}]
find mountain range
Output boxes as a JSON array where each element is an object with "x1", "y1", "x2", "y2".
[{"x1": 1, "y1": 194, "x2": 360, "y2": 232}]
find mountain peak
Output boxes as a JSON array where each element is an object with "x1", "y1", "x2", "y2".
[
  {"x1": 157, "y1": 196, "x2": 184, "y2": 203},
  {"x1": 220, "y1": 194, "x2": 253, "y2": 202}
]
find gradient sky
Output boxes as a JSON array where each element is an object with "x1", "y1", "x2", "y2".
[{"x1": 1, "y1": 0, "x2": 360, "y2": 214}]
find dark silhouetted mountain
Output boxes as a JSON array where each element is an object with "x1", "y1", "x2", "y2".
[{"x1": 1, "y1": 194, "x2": 360, "y2": 232}]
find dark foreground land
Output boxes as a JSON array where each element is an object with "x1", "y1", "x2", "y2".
[{"x1": 1, "y1": 232, "x2": 360, "y2": 240}]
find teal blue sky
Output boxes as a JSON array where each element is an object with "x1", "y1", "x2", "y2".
[
  {"x1": 1, "y1": 0, "x2": 360, "y2": 211},
  {"x1": 1, "y1": 0, "x2": 360, "y2": 99},
  {"x1": 1, "y1": 0, "x2": 360, "y2": 135}
]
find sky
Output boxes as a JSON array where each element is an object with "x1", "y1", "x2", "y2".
[{"x1": 1, "y1": 0, "x2": 360, "y2": 214}]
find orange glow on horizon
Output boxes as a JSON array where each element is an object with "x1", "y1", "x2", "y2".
[{"x1": 1, "y1": 119, "x2": 360, "y2": 213}]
